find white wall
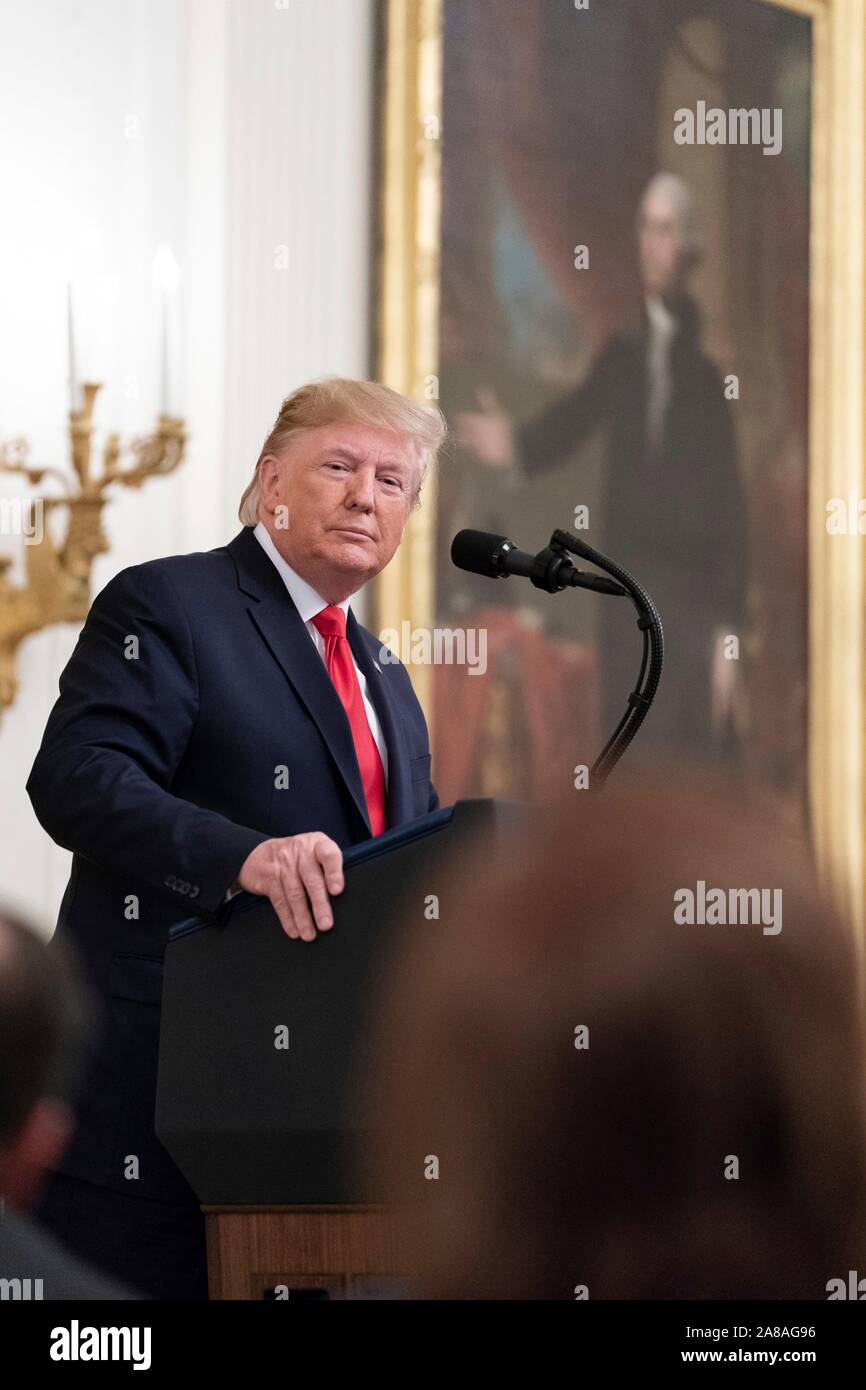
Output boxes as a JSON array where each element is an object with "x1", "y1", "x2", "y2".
[{"x1": 0, "y1": 0, "x2": 375, "y2": 932}]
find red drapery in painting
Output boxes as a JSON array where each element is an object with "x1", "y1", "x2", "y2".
[{"x1": 432, "y1": 606, "x2": 599, "y2": 807}]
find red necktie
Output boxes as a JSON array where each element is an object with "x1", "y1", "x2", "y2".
[{"x1": 311, "y1": 605, "x2": 386, "y2": 835}]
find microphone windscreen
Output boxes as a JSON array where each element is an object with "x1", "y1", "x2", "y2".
[{"x1": 450, "y1": 529, "x2": 509, "y2": 578}]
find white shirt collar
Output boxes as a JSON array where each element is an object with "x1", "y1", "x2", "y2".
[
  {"x1": 645, "y1": 293, "x2": 677, "y2": 337},
  {"x1": 252, "y1": 521, "x2": 351, "y2": 625}
]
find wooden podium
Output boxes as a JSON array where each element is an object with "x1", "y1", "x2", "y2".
[
  {"x1": 156, "y1": 799, "x2": 514, "y2": 1300},
  {"x1": 202, "y1": 1205, "x2": 398, "y2": 1301}
]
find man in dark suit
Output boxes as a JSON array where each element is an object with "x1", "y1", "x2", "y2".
[
  {"x1": 459, "y1": 174, "x2": 747, "y2": 760},
  {"x1": 26, "y1": 377, "x2": 445, "y2": 1299}
]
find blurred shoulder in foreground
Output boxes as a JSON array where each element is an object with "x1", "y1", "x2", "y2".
[{"x1": 359, "y1": 767, "x2": 866, "y2": 1300}]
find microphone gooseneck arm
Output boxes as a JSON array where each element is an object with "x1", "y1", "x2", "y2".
[
  {"x1": 548, "y1": 529, "x2": 663, "y2": 783},
  {"x1": 449, "y1": 527, "x2": 664, "y2": 784}
]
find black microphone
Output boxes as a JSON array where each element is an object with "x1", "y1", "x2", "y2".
[{"x1": 450, "y1": 529, "x2": 626, "y2": 596}]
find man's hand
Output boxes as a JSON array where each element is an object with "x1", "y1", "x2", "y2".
[
  {"x1": 236, "y1": 833, "x2": 345, "y2": 941},
  {"x1": 456, "y1": 387, "x2": 516, "y2": 469}
]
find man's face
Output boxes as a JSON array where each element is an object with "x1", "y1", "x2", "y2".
[
  {"x1": 258, "y1": 420, "x2": 419, "y2": 602},
  {"x1": 638, "y1": 186, "x2": 685, "y2": 298}
]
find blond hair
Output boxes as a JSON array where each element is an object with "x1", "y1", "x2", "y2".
[{"x1": 238, "y1": 377, "x2": 448, "y2": 525}]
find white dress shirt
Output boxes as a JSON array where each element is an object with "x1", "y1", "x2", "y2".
[
  {"x1": 252, "y1": 520, "x2": 389, "y2": 785},
  {"x1": 645, "y1": 293, "x2": 677, "y2": 458}
]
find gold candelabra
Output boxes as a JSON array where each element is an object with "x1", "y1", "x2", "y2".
[{"x1": 0, "y1": 382, "x2": 186, "y2": 716}]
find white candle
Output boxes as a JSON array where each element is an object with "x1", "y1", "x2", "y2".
[
  {"x1": 152, "y1": 244, "x2": 180, "y2": 416},
  {"x1": 160, "y1": 291, "x2": 169, "y2": 415},
  {"x1": 67, "y1": 281, "x2": 80, "y2": 412}
]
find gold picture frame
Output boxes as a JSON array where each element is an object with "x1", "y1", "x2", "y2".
[{"x1": 374, "y1": 0, "x2": 866, "y2": 968}]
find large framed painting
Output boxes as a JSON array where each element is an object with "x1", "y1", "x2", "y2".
[{"x1": 374, "y1": 0, "x2": 866, "y2": 945}]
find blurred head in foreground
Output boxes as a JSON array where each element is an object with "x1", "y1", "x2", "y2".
[
  {"x1": 0, "y1": 908, "x2": 88, "y2": 1210},
  {"x1": 359, "y1": 771, "x2": 866, "y2": 1299}
]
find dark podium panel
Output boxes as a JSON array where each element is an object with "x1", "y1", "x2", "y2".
[{"x1": 156, "y1": 798, "x2": 520, "y2": 1207}]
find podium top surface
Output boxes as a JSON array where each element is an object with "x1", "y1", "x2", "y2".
[{"x1": 168, "y1": 803, "x2": 456, "y2": 942}]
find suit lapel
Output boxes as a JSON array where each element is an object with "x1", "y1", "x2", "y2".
[{"x1": 227, "y1": 527, "x2": 372, "y2": 833}]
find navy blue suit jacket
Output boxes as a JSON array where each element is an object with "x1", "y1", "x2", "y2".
[{"x1": 26, "y1": 525, "x2": 437, "y2": 1203}]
